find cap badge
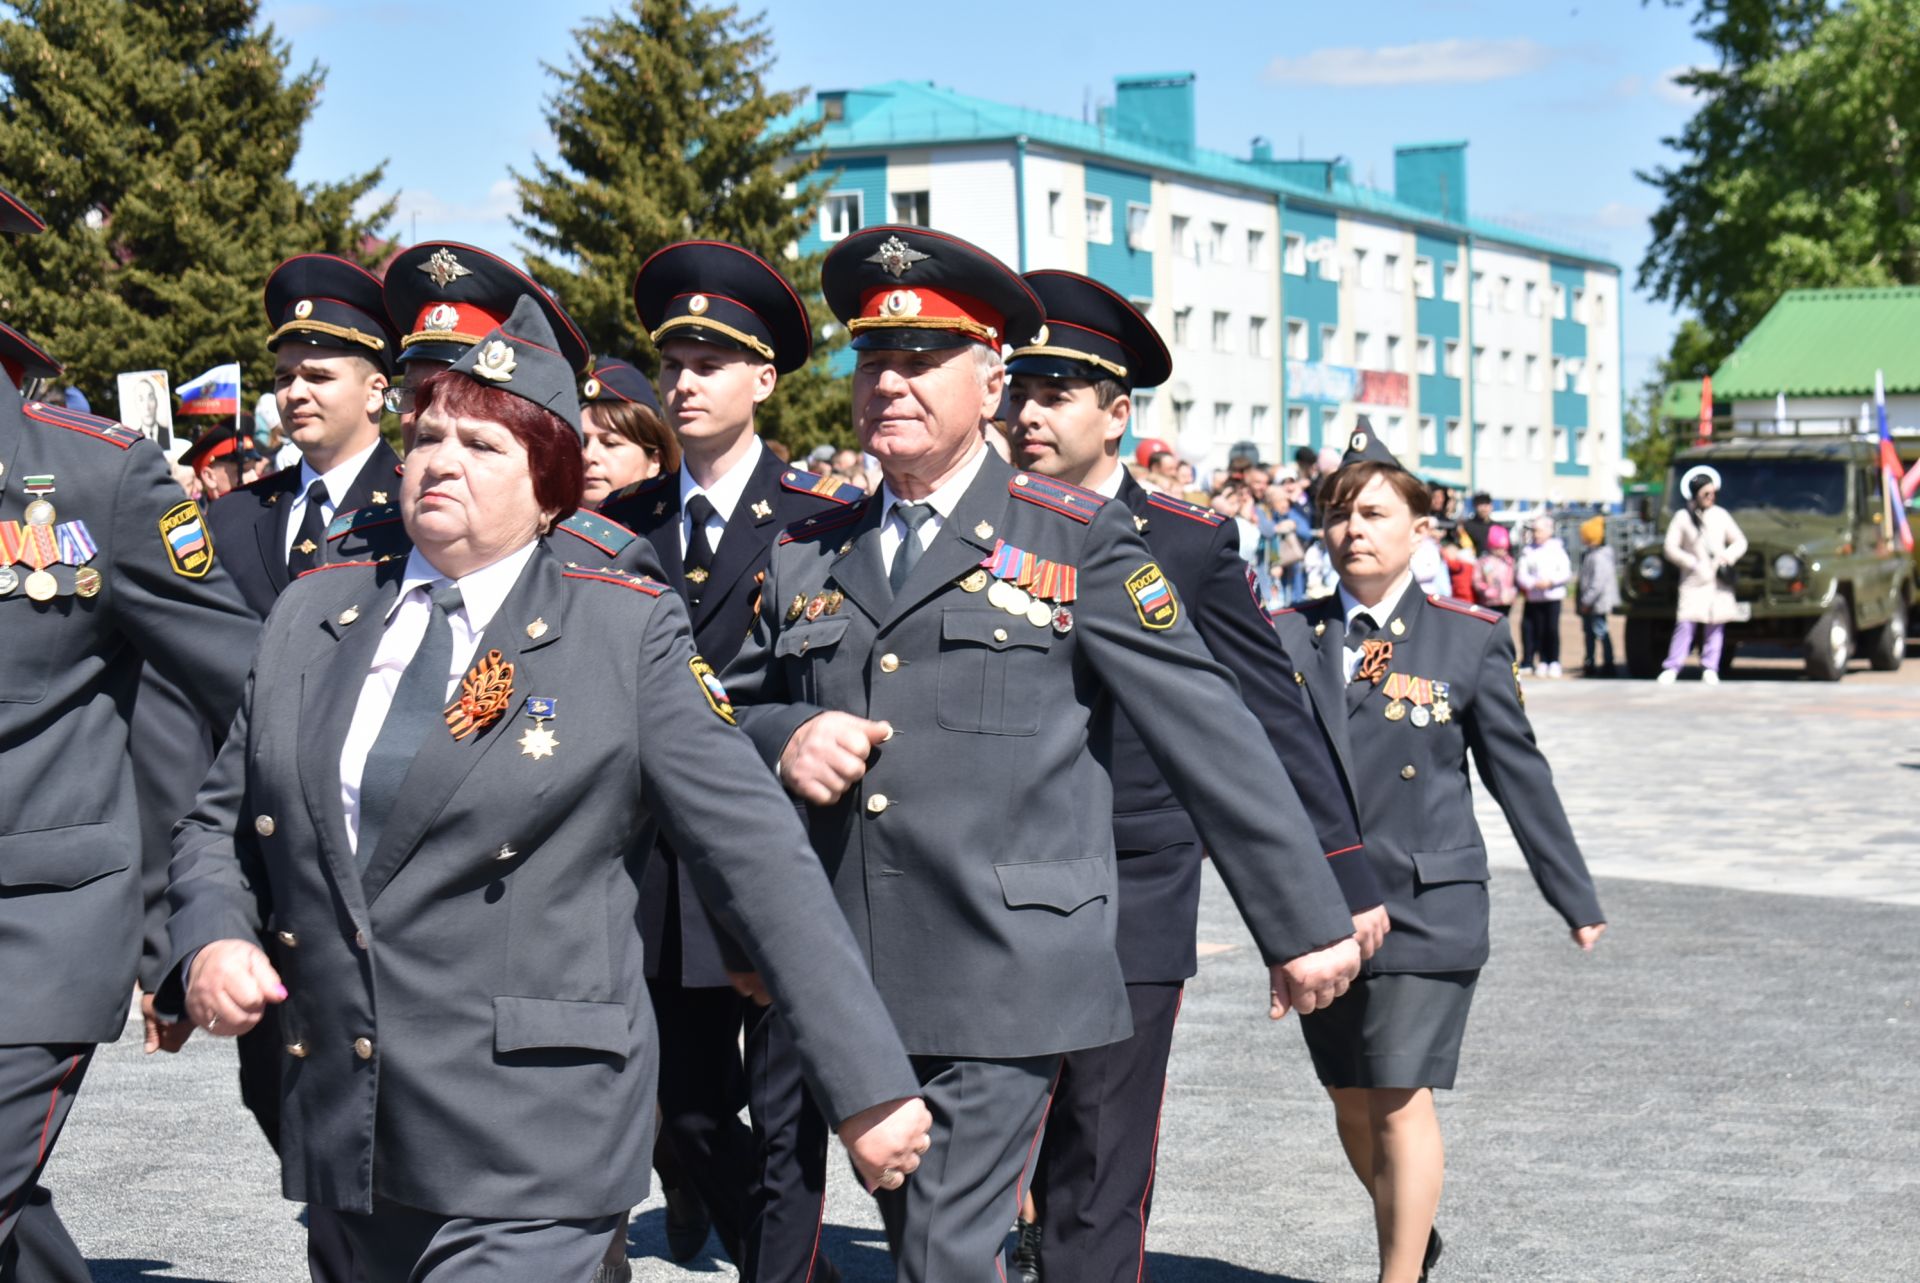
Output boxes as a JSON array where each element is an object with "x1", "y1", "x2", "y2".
[
  {"x1": 473, "y1": 340, "x2": 517, "y2": 383},
  {"x1": 881, "y1": 289, "x2": 923, "y2": 319},
  {"x1": 688, "y1": 294, "x2": 710, "y2": 315},
  {"x1": 420, "y1": 248, "x2": 471, "y2": 288},
  {"x1": 581, "y1": 377, "x2": 601, "y2": 399},
  {"x1": 1032, "y1": 324, "x2": 1049, "y2": 345},
  {"x1": 1350, "y1": 431, "x2": 1368, "y2": 452},
  {"x1": 293, "y1": 299, "x2": 314, "y2": 320},
  {"x1": 868, "y1": 234, "x2": 930, "y2": 278},
  {"x1": 425, "y1": 303, "x2": 459, "y2": 333}
]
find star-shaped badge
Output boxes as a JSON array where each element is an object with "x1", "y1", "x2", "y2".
[{"x1": 518, "y1": 725, "x2": 558, "y2": 760}]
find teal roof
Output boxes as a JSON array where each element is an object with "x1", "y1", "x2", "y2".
[{"x1": 787, "y1": 81, "x2": 1618, "y2": 271}]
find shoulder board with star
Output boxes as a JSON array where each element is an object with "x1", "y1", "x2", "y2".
[
  {"x1": 606, "y1": 472, "x2": 672, "y2": 506},
  {"x1": 562, "y1": 565, "x2": 666, "y2": 596},
  {"x1": 1428, "y1": 594, "x2": 1503, "y2": 624},
  {"x1": 297, "y1": 559, "x2": 378, "y2": 579},
  {"x1": 22, "y1": 400, "x2": 143, "y2": 449},
  {"x1": 1008, "y1": 471, "x2": 1106, "y2": 524},
  {"x1": 1145, "y1": 491, "x2": 1225, "y2": 527},
  {"x1": 555, "y1": 508, "x2": 638, "y2": 557},
  {"x1": 327, "y1": 502, "x2": 400, "y2": 542},
  {"x1": 780, "y1": 468, "x2": 865, "y2": 506},
  {"x1": 778, "y1": 500, "x2": 869, "y2": 546}
]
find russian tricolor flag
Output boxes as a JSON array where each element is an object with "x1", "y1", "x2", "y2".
[
  {"x1": 177, "y1": 362, "x2": 241, "y2": 417},
  {"x1": 1874, "y1": 370, "x2": 1913, "y2": 554}
]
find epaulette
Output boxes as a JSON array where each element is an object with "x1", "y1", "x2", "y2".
[
  {"x1": 562, "y1": 564, "x2": 666, "y2": 596},
  {"x1": 780, "y1": 468, "x2": 865, "y2": 506},
  {"x1": 1428, "y1": 594, "x2": 1503, "y2": 624},
  {"x1": 1009, "y1": 471, "x2": 1105, "y2": 523},
  {"x1": 779, "y1": 500, "x2": 869, "y2": 546},
  {"x1": 607, "y1": 472, "x2": 671, "y2": 506},
  {"x1": 23, "y1": 401, "x2": 142, "y2": 449},
  {"x1": 297, "y1": 559, "x2": 377, "y2": 578},
  {"x1": 555, "y1": 508, "x2": 638, "y2": 557},
  {"x1": 327, "y1": 503, "x2": 400, "y2": 542},
  {"x1": 1145, "y1": 491, "x2": 1224, "y2": 527}
]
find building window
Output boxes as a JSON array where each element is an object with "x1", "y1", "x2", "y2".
[
  {"x1": 1132, "y1": 390, "x2": 1155, "y2": 429},
  {"x1": 1250, "y1": 404, "x2": 1269, "y2": 439},
  {"x1": 1384, "y1": 253, "x2": 1401, "y2": 292},
  {"x1": 1247, "y1": 229, "x2": 1267, "y2": 269},
  {"x1": 1575, "y1": 427, "x2": 1590, "y2": 465},
  {"x1": 1525, "y1": 353, "x2": 1540, "y2": 391},
  {"x1": 1317, "y1": 244, "x2": 1342, "y2": 282},
  {"x1": 1286, "y1": 405, "x2": 1308, "y2": 444},
  {"x1": 1472, "y1": 271, "x2": 1488, "y2": 307},
  {"x1": 1086, "y1": 195, "x2": 1113, "y2": 244},
  {"x1": 1416, "y1": 335, "x2": 1436, "y2": 376},
  {"x1": 1442, "y1": 417, "x2": 1460, "y2": 456},
  {"x1": 1414, "y1": 256, "x2": 1435, "y2": 298},
  {"x1": 891, "y1": 191, "x2": 930, "y2": 226},
  {"x1": 1527, "y1": 425, "x2": 1542, "y2": 460},
  {"x1": 1443, "y1": 338, "x2": 1461, "y2": 378},
  {"x1": 1209, "y1": 221, "x2": 1229, "y2": 262},
  {"x1": 1283, "y1": 232, "x2": 1307, "y2": 275},
  {"x1": 1552, "y1": 355, "x2": 1566, "y2": 391},
  {"x1": 1588, "y1": 291, "x2": 1606, "y2": 328},
  {"x1": 1213, "y1": 402, "x2": 1232, "y2": 434},
  {"x1": 1248, "y1": 315, "x2": 1268, "y2": 359},
  {"x1": 1551, "y1": 282, "x2": 1566, "y2": 318},
  {"x1": 1126, "y1": 202, "x2": 1152, "y2": 251},
  {"x1": 1592, "y1": 359, "x2": 1607, "y2": 390},
  {"x1": 1354, "y1": 247, "x2": 1373, "y2": 289},
  {"x1": 1419, "y1": 415, "x2": 1437, "y2": 455},
  {"x1": 1473, "y1": 344, "x2": 1488, "y2": 381},
  {"x1": 1354, "y1": 330, "x2": 1371, "y2": 366},
  {"x1": 1553, "y1": 425, "x2": 1569, "y2": 461},
  {"x1": 1442, "y1": 261, "x2": 1462, "y2": 302},
  {"x1": 1573, "y1": 287, "x2": 1587, "y2": 323},
  {"x1": 1501, "y1": 349, "x2": 1517, "y2": 385},
  {"x1": 1524, "y1": 280, "x2": 1539, "y2": 316},
  {"x1": 1385, "y1": 334, "x2": 1403, "y2": 373},
  {"x1": 1212, "y1": 310, "x2": 1231, "y2": 352},
  {"x1": 821, "y1": 192, "x2": 862, "y2": 241},
  {"x1": 1170, "y1": 215, "x2": 1192, "y2": 258},
  {"x1": 1384, "y1": 414, "x2": 1405, "y2": 451},
  {"x1": 1285, "y1": 318, "x2": 1308, "y2": 360},
  {"x1": 1047, "y1": 191, "x2": 1063, "y2": 236},
  {"x1": 1172, "y1": 399, "x2": 1192, "y2": 432},
  {"x1": 1172, "y1": 307, "x2": 1192, "y2": 347},
  {"x1": 821, "y1": 95, "x2": 846, "y2": 122},
  {"x1": 1320, "y1": 323, "x2": 1337, "y2": 359}
]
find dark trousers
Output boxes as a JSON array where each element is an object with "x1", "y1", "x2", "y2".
[
  {"x1": 1581, "y1": 610, "x2": 1615, "y2": 672},
  {"x1": 648, "y1": 972, "x2": 755, "y2": 1264},
  {"x1": 1521, "y1": 599, "x2": 1562, "y2": 667},
  {"x1": 875, "y1": 1055, "x2": 1060, "y2": 1283},
  {"x1": 1032, "y1": 983, "x2": 1184, "y2": 1282},
  {"x1": 744, "y1": 1006, "x2": 837, "y2": 1282},
  {"x1": 336, "y1": 1198, "x2": 617, "y2": 1283},
  {"x1": 0, "y1": 1044, "x2": 91, "y2": 1283}
]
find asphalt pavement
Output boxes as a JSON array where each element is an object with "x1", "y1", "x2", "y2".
[{"x1": 44, "y1": 673, "x2": 1920, "y2": 1281}]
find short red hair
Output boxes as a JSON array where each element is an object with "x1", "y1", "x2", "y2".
[{"x1": 409, "y1": 369, "x2": 584, "y2": 523}]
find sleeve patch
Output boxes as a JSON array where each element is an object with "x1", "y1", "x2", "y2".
[
  {"x1": 158, "y1": 501, "x2": 215, "y2": 578},
  {"x1": 1126, "y1": 561, "x2": 1179, "y2": 630},
  {"x1": 690, "y1": 654, "x2": 736, "y2": 724}
]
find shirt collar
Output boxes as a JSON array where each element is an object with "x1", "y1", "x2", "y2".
[
  {"x1": 388, "y1": 540, "x2": 540, "y2": 629},
  {"x1": 881, "y1": 440, "x2": 989, "y2": 521},
  {"x1": 680, "y1": 437, "x2": 764, "y2": 524},
  {"x1": 299, "y1": 440, "x2": 381, "y2": 508},
  {"x1": 1338, "y1": 570, "x2": 1415, "y2": 633},
  {"x1": 1088, "y1": 461, "x2": 1127, "y2": 500}
]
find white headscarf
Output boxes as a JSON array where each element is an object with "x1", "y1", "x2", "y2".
[{"x1": 1679, "y1": 464, "x2": 1722, "y2": 503}]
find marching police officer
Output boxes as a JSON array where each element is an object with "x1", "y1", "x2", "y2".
[
  {"x1": 1272, "y1": 427, "x2": 1606, "y2": 1283},
  {"x1": 596, "y1": 240, "x2": 864, "y2": 1280},
  {"x1": 721, "y1": 225, "x2": 1362, "y2": 1281},
  {"x1": 0, "y1": 183, "x2": 258, "y2": 1282},
  {"x1": 1002, "y1": 270, "x2": 1386, "y2": 1279}
]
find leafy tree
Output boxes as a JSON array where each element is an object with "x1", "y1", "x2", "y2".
[
  {"x1": 514, "y1": 0, "x2": 849, "y2": 451},
  {"x1": 0, "y1": 0, "x2": 391, "y2": 412}
]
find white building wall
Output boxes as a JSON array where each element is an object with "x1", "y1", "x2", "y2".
[
  {"x1": 1465, "y1": 241, "x2": 1553, "y2": 500},
  {"x1": 1337, "y1": 216, "x2": 1419, "y2": 461},
  {"x1": 927, "y1": 145, "x2": 1019, "y2": 267},
  {"x1": 1021, "y1": 149, "x2": 1088, "y2": 274},
  {"x1": 1573, "y1": 266, "x2": 1625, "y2": 504}
]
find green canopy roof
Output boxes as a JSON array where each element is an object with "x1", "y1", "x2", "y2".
[{"x1": 1712, "y1": 287, "x2": 1920, "y2": 398}]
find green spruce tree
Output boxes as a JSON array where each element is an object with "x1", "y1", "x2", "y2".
[
  {"x1": 0, "y1": 0, "x2": 390, "y2": 411},
  {"x1": 514, "y1": 0, "x2": 848, "y2": 451}
]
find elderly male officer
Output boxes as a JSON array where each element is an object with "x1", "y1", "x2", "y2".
[
  {"x1": 1002, "y1": 270, "x2": 1386, "y2": 1280},
  {"x1": 0, "y1": 183, "x2": 258, "y2": 1283},
  {"x1": 596, "y1": 241, "x2": 864, "y2": 1279},
  {"x1": 722, "y1": 226, "x2": 1362, "y2": 1280}
]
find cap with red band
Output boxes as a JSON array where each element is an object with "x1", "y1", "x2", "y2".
[
  {"x1": 822, "y1": 225, "x2": 1040, "y2": 355},
  {"x1": 383, "y1": 241, "x2": 591, "y2": 375}
]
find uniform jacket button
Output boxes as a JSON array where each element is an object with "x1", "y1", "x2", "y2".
[
  {"x1": 879, "y1": 653, "x2": 900, "y2": 673},
  {"x1": 353, "y1": 929, "x2": 368, "y2": 951},
  {"x1": 353, "y1": 1037, "x2": 374, "y2": 1061},
  {"x1": 254, "y1": 814, "x2": 276, "y2": 837},
  {"x1": 993, "y1": 628, "x2": 1008, "y2": 642},
  {"x1": 866, "y1": 793, "x2": 890, "y2": 815},
  {"x1": 1400, "y1": 765, "x2": 1417, "y2": 780},
  {"x1": 285, "y1": 1041, "x2": 308, "y2": 1058},
  {"x1": 276, "y1": 930, "x2": 298, "y2": 948},
  {"x1": 495, "y1": 844, "x2": 517, "y2": 861}
]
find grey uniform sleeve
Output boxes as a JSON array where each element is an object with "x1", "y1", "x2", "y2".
[
  {"x1": 1074, "y1": 501, "x2": 1357, "y2": 964},
  {"x1": 1462, "y1": 623, "x2": 1606, "y2": 931},
  {"x1": 634, "y1": 594, "x2": 917, "y2": 1125},
  {"x1": 721, "y1": 553, "x2": 828, "y2": 768}
]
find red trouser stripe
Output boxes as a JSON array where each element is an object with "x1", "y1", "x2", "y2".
[
  {"x1": 1, "y1": 1053, "x2": 84, "y2": 1223},
  {"x1": 1135, "y1": 988, "x2": 1185, "y2": 1283}
]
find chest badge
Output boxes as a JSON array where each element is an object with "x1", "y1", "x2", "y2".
[
  {"x1": 751, "y1": 499, "x2": 773, "y2": 520},
  {"x1": 517, "y1": 696, "x2": 558, "y2": 760}
]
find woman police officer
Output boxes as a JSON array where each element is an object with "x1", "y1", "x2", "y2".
[
  {"x1": 162, "y1": 298, "x2": 930, "y2": 1282},
  {"x1": 1271, "y1": 426, "x2": 1606, "y2": 1283}
]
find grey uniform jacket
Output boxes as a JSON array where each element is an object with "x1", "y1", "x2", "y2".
[
  {"x1": 722, "y1": 450, "x2": 1358, "y2": 1060},
  {"x1": 0, "y1": 387, "x2": 256, "y2": 1044},
  {"x1": 1274, "y1": 589, "x2": 1605, "y2": 974},
  {"x1": 164, "y1": 542, "x2": 917, "y2": 1220}
]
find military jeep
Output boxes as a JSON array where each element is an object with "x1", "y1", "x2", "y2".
[{"x1": 1619, "y1": 437, "x2": 1915, "y2": 681}]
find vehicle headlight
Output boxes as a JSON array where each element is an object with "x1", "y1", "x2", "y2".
[
  {"x1": 1638, "y1": 554, "x2": 1665, "y2": 581},
  {"x1": 1772, "y1": 553, "x2": 1803, "y2": 580}
]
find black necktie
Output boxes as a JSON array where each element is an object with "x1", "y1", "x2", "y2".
[
  {"x1": 684, "y1": 493, "x2": 718, "y2": 608},
  {"x1": 356, "y1": 583, "x2": 463, "y2": 869},
  {"x1": 1345, "y1": 614, "x2": 1380, "y2": 712},
  {"x1": 888, "y1": 502, "x2": 936, "y2": 593},
  {"x1": 287, "y1": 479, "x2": 330, "y2": 579}
]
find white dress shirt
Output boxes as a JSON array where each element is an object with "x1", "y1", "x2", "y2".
[
  {"x1": 338, "y1": 541, "x2": 539, "y2": 854},
  {"x1": 282, "y1": 440, "x2": 381, "y2": 561},
  {"x1": 1089, "y1": 462, "x2": 1127, "y2": 500},
  {"x1": 878, "y1": 442, "x2": 990, "y2": 575},
  {"x1": 680, "y1": 437, "x2": 764, "y2": 560},
  {"x1": 1338, "y1": 571, "x2": 1414, "y2": 681}
]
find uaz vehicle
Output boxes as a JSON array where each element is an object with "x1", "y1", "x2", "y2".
[{"x1": 1619, "y1": 436, "x2": 1915, "y2": 681}]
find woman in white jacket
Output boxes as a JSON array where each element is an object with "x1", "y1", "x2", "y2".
[
  {"x1": 1516, "y1": 515, "x2": 1572, "y2": 676},
  {"x1": 1659, "y1": 465, "x2": 1748, "y2": 684}
]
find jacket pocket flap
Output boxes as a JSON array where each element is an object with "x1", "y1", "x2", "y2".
[
  {"x1": 1412, "y1": 846, "x2": 1489, "y2": 886},
  {"x1": 944, "y1": 610, "x2": 1053, "y2": 651},
  {"x1": 774, "y1": 617, "x2": 851, "y2": 657},
  {"x1": 0, "y1": 825, "x2": 129, "y2": 889},
  {"x1": 995, "y1": 857, "x2": 1110, "y2": 913},
  {"x1": 493, "y1": 996, "x2": 630, "y2": 1057}
]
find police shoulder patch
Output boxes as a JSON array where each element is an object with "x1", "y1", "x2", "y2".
[
  {"x1": 1125, "y1": 561, "x2": 1179, "y2": 630},
  {"x1": 327, "y1": 503, "x2": 400, "y2": 542},
  {"x1": 561, "y1": 566, "x2": 667, "y2": 596},
  {"x1": 24, "y1": 401, "x2": 142, "y2": 449},
  {"x1": 157, "y1": 501, "x2": 215, "y2": 578},
  {"x1": 778, "y1": 501, "x2": 868, "y2": 546},
  {"x1": 1145, "y1": 491, "x2": 1224, "y2": 526},
  {"x1": 689, "y1": 654, "x2": 736, "y2": 724},
  {"x1": 781, "y1": 468, "x2": 866, "y2": 506},
  {"x1": 555, "y1": 508, "x2": 637, "y2": 557},
  {"x1": 297, "y1": 559, "x2": 378, "y2": 578},
  {"x1": 1428, "y1": 594, "x2": 1503, "y2": 624},
  {"x1": 1008, "y1": 471, "x2": 1105, "y2": 523}
]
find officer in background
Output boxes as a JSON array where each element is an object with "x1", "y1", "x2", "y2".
[
  {"x1": 178, "y1": 426, "x2": 259, "y2": 503},
  {"x1": 722, "y1": 225, "x2": 1362, "y2": 1280},
  {"x1": 0, "y1": 182, "x2": 258, "y2": 1283},
  {"x1": 597, "y1": 241, "x2": 864, "y2": 1280},
  {"x1": 207, "y1": 254, "x2": 402, "y2": 618},
  {"x1": 1002, "y1": 271, "x2": 1386, "y2": 1280}
]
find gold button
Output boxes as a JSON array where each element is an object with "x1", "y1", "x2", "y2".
[
  {"x1": 353, "y1": 1037, "x2": 374, "y2": 1061},
  {"x1": 866, "y1": 793, "x2": 890, "y2": 815},
  {"x1": 254, "y1": 814, "x2": 276, "y2": 837},
  {"x1": 496, "y1": 844, "x2": 517, "y2": 861},
  {"x1": 276, "y1": 930, "x2": 298, "y2": 948},
  {"x1": 879, "y1": 653, "x2": 900, "y2": 673},
  {"x1": 1400, "y1": 765, "x2": 1417, "y2": 780},
  {"x1": 353, "y1": 929, "x2": 367, "y2": 951},
  {"x1": 285, "y1": 1041, "x2": 308, "y2": 1059},
  {"x1": 993, "y1": 628, "x2": 1008, "y2": 642},
  {"x1": 1294, "y1": 671, "x2": 1305, "y2": 685}
]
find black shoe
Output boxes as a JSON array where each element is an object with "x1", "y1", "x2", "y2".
[
  {"x1": 1420, "y1": 1227, "x2": 1443, "y2": 1281},
  {"x1": 1010, "y1": 1218, "x2": 1043, "y2": 1283},
  {"x1": 662, "y1": 1184, "x2": 711, "y2": 1263}
]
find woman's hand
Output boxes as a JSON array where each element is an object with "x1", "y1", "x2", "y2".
[
  {"x1": 1572, "y1": 923, "x2": 1607, "y2": 951},
  {"x1": 185, "y1": 939, "x2": 288, "y2": 1036}
]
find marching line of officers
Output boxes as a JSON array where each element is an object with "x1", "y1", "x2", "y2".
[{"x1": 0, "y1": 173, "x2": 1605, "y2": 1283}]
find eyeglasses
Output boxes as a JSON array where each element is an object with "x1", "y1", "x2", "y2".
[{"x1": 383, "y1": 386, "x2": 417, "y2": 416}]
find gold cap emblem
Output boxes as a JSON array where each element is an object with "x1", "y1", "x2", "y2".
[
  {"x1": 1350, "y1": 431, "x2": 1368, "y2": 452},
  {"x1": 688, "y1": 294, "x2": 710, "y2": 315},
  {"x1": 420, "y1": 248, "x2": 470, "y2": 288},
  {"x1": 882, "y1": 289, "x2": 923, "y2": 318},
  {"x1": 425, "y1": 303, "x2": 459, "y2": 332},
  {"x1": 868, "y1": 234, "x2": 930, "y2": 278},
  {"x1": 473, "y1": 340, "x2": 517, "y2": 383},
  {"x1": 582, "y1": 377, "x2": 601, "y2": 399},
  {"x1": 293, "y1": 299, "x2": 314, "y2": 319}
]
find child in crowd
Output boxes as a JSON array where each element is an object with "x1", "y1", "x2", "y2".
[{"x1": 1577, "y1": 515, "x2": 1619, "y2": 676}]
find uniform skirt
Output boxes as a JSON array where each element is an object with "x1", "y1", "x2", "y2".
[{"x1": 1299, "y1": 970, "x2": 1480, "y2": 1090}]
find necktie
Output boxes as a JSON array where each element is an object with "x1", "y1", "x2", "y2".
[
  {"x1": 1345, "y1": 614, "x2": 1380, "y2": 712},
  {"x1": 356, "y1": 583, "x2": 463, "y2": 869},
  {"x1": 888, "y1": 502, "x2": 936, "y2": 593},
  {"x1": 287, "y1": 479, "x2": 330, "y2": 579},
  {"x1": 684, "y1": 493, "x2": 718, "y2": 608}
]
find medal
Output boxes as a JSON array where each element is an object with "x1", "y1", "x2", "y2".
[
  {"x1": 73, "y1": 567, "x2": 101, "y2": 598},
  {"x1": 1052, "y1": 604, "x2": 1074, "y2": 634},
  {"x1": 959, "y1": 568, "x2": 988, "y2": 593},
  {"x1": 986, "y1": 579, "x2": 1014, "y2": 609},
  {"x1": 23, "y1": 499, "x2": 54, "y2": 527},
  {"x1": 1025, "y1": 599, "x2": 1053, "y2": 629},
  {"x1": 1001, "y1": 584, "x2": 1032, "y2": 616},
  {"x1": 786, "y1": 594, "x2": 806, "y2": 623},
  {"x1": 0, "y1": 566, "x2": 16, "y2": 595},
  {"x1": 805, "y1": 594, "x2": 826, "y2": 621},
  {"x1": 517, "y1": 696, "x2": 558, "y2": 760},
  {"x1": 24, "y1": 569, "x2": 56, "y2": 601},
  {"x1": 1433, "y1": 702, "x2": 1453, "y2": 724},
  {"x1": 1384, "y1": 700, "x2": 1406, "y2": 721},
  {"x1": 825, "y1": 589, "x2": 845, "y2": 615},
  {"x1": 1410, "y1": 704, "x2": 1431, "y2": 728}
]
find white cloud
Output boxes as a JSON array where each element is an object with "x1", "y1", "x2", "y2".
[
  {"x1": 1654, "y1": 65, "x2": 1707, "y2": 107},
  {"x1": 358, "y1": 179, "x2": 517, "y2": 228},
  {"x1": 1263, "y1": 38, "x2": 1555, "y2": 88},
  {"x1": 1593, "y1": 201, "x2": 1650, "y2": 231}
]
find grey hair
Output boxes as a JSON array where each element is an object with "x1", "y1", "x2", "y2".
[{"x1": 972, "y1": 343, "x2": 1004, "y2": 385}]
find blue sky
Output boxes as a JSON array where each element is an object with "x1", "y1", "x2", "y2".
[{"x1": 264, "y1": 0, "x2": 1710, "y2": 386}]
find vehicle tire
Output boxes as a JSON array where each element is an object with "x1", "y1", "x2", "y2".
[
  {"x1": 1625, "y1": 617, "x2": 1672, "y2": 679},
  {"x1": 1804, "y1": 599, "x2": 1854, "y2": 681},
  {"x1": 1865, "y1": 592, "x2": 1907, "y2": 671}
]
